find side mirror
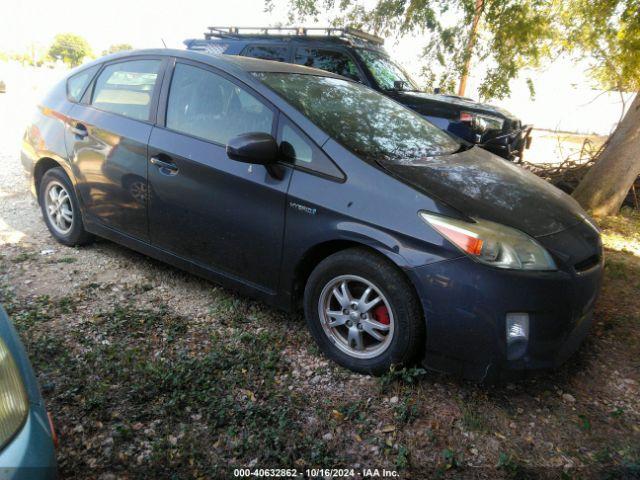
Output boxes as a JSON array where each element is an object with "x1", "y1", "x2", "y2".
[
  {"x1": 393, "y1": 80, "x2": 407, "y2": 91},
  {"x1": 226, "y1": 132, "x2": 278, "y2": 165}
]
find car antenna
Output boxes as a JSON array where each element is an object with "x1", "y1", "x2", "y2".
[{"x1": 161, "y1": 38, "x2": 167, "y2": 48}]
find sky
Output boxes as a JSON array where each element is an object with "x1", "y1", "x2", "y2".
[{"x1": 0, "y1": 0, "x2": 633, "y2": 134}]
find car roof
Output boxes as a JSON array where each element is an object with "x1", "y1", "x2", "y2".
[{"x1": 78, "y1": 48, "x2": 346, "y2": 80}]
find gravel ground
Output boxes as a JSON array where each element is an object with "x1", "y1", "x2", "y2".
[{"x1": 1, "y1": 86, "x2": 639, "y2": 479}]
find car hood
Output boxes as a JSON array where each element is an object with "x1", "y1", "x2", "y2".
[
  {"x1": 393, "y1": 91, "x2": 518, "y2": 121},
  {"x1": 380, "y1": 146, "x2": 588, "y2": 238}
]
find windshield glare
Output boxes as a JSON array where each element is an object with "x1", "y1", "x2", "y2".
[
  {"x1": 356, "y1": 50, "x2": 418, "y2": 91},
  {"x1": 254, "y1": 72, "x2": 460, "y2": 163}
]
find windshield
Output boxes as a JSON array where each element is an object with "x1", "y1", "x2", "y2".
[
  {"x1": 356, "y1": 49, "x2": 419, "y2": 91},
  {"x1": 254, "y1": 73, "x2": 460, "y2": 163}
]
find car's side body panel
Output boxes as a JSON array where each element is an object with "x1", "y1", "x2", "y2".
[
  {"x1": 147, "y1": 125, "x2": 292, "y2": 293},
  {"x1": 20, "y1": 80, "x2": 76, "y2": 196},
  {"x1": 66, "y1": 105, "x2": 154, "y2": 241}
]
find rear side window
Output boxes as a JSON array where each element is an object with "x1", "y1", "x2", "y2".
[
  {"x1": 67, "y1": 65, "x2": 100, "y2": 102},
  {"x1": 166, "y1": 63, "x2": 274, "y2": 145},
  {"x1": 91, "y1": 60, "x2": 162, "y2": 121},
  {"x1": 293, "y1": 48, "x2": 362, "y2": 81},
  {"x1": 242, "y1": 45, "x2": 289, "y2": 62}
]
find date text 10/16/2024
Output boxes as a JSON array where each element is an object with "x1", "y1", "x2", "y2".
[{"x1": 234, "y1": 468, "x2": 400, "y2": 478}]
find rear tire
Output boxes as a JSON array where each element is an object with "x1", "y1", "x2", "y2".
[
  {"x1": 303, "y1": 248, "x2": 424, "y2": 375},
  {"x1": 39, "y1": 167, "x2": 93, "y2": 246}
]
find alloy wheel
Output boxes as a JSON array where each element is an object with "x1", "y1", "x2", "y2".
[
  {"x1": 44, "y1": 181, "x2": 74, "y2": 235},
  {"x1": 318, "y1": 275, "x2": 395, "y2": 359}
]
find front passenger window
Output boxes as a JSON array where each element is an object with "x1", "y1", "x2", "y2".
[{"x1": 166, "y1": 63, "x2": 274, "y2": 145}]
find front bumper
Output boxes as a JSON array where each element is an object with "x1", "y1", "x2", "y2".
[
  {"x1": 0, "y1": 408, "x2": 57, "y2": 479},
  {"x1": 407, "y1": 250, "x2": 603, "y2": 381},
  {"x1": 0, "y1": 307, "x2": 57, "y2": 477}
]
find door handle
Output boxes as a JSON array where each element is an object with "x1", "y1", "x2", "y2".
[
  {"x1": 150, "y1": 156, "x2": 179, "y2": 175},
  {"x1": 69, "y1": 122, "x2": 88, "y2": 137}
]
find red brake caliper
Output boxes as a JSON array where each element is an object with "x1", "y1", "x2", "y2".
[{"x1": 372, "y1": 305, "x2": 390, "y2": 325}]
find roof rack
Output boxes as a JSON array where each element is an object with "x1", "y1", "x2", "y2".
[{"x1": 203, "y1": 26, "x2": 384, "y2": 45}]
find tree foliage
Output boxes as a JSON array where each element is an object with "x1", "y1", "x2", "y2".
[
  {"x1": 48, "y1": 33, "x2": 92, "y2": 67},
  {"x1": 102, "y1": 43, "x2": 133, "y2": 56},
  {"x1": 560, "y1": 0, "x2": 639, "y2": 92},
  {"x1": 269, "y1": 0, "x2": 559, "y2": 99}
]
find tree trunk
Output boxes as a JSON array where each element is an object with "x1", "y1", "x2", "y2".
[
  {"x1": 458, "y1": 0, "x2": 483, "y2": 97},
  {"x1": 572, "y1": 92, "x2": 640, "y2": 216}
]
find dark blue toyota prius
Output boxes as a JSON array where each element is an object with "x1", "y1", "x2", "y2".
[{"x1": 21, "y1": 49, "x2": 603, "y2": 380}]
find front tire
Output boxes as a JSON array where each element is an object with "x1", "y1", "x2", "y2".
[
  {"x1": 303, "y1": 248, "x2": 424, "y2": 375},
  {"x1": 39, "y1": 167, "x2": 93, "y2": 246}
]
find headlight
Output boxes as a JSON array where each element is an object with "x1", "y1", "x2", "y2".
[
  {"x1": 473, "y1": 114, "x2": 504, "y2": 132},
  {"x1": 420, "y1": 212, "x2": 557, "y2": 271},
  {"x1": 461, "y1": 111, "x2": 504, "y2": 132},
  {"x1": 0, "y1": 338, "x2": 28, "y2": 450}
]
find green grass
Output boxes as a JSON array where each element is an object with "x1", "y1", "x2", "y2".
[
  {"x1": 46, "y1": 256, "x2": 77, "y2": 264},
  {"x1": 460, "y1": 403, "x2": 488, "y2": 432},
  {"x1": 12, "y1": 251, "x2": 35, "y2": 263},
  {"x1": 2, "y1": 295, "x2": 348, "y2": 476}
]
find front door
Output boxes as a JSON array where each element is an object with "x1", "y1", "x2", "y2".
[
  {"x1": 147, "y1": 60, "x2": 291, "y2": 292},
  {"x1": 66, "y1": 58, "x2": 165, "y2": 241}
]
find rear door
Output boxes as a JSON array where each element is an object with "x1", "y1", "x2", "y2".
[
  {"x1": 147, "y1": 59, "x2": 291, "y2": 292},
  {"x1": 66, "y1": 57, "x2": 166, "y2": 241}
]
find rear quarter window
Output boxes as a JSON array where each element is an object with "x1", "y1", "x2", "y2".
[
  {"x1": 91, "y1": 60, "x2": 162, "y2": 121},
  {"x1": 66, "y1": 65, "x2": 100, "y2": 102}
]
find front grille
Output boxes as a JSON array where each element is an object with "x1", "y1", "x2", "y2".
[{"x1": 574, "y1": 254, "x2": 600, "y2": 272}]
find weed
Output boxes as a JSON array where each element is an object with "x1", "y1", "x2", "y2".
[
  {"x1": 461, "y1": 403, "x2": 487, "y2": 432},
  {"x1": 12, "y1": 251, "x2": 35, "y2": 263},
  {"x1": 578, "y1": 414, "x2": 591, "y2": 432},
  {"x1": 396, "y1": 444, "x2": 409, "y2": 469},
  {"x1": 393, "y1": 399, "x2": 419, "y2": 424},
  {"x1": 497, "y1": 452, "x2": 521, "y2": 477},
  {"x1": 379, "y1": 365, "x2": 426, "y2": 389},
  {"x1": 440, "y1": 448, "x2": 459, "y2": 470}
]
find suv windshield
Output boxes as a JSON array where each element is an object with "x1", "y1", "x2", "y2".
[
  {"x1": 356, "y1": 50, "x2": 419, "y2": 91},
  {"x1": 254, "y1": 73, "x2": 460, "y2": 163}
]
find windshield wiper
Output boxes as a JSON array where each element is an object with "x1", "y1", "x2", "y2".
[{"x1": 384, "y1": 86, "x2": 421, "y2": 93}]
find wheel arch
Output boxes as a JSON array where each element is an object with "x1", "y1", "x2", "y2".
[
  {"x1": 33, "y1": 157, "x2": 75, "y2": 203},
  {"x1": 289, "y1": 238, "x2": 420, "y2": 311}
]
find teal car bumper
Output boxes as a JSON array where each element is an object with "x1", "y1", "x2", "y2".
[{"x1": 0, "y1": 307, "x2": 57, "y2": 479}]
